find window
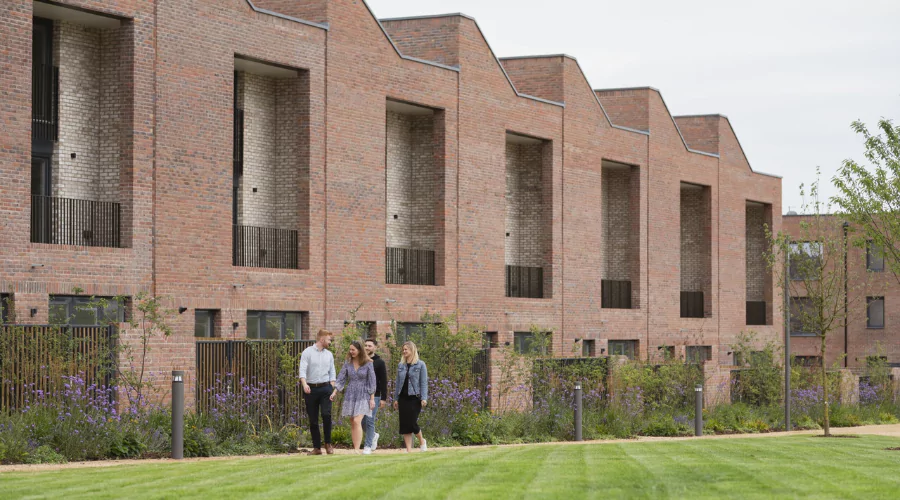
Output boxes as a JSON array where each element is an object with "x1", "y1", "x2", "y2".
[
  {"x1": 582, "y1": 340, "x2": 596, "y2": 357},
  {"x1": 601, "y1": 280, "x2": 632, "y2": 309},
  {"x1": 0, "y1": 294, "x2": 11, "y2": 324},
  {"x1": 867, "y1": 297, "x2": 885, "y2": 329},
  {"x1": 866, "y1": 241, "x2": 884, "y2": 272},
  {"x1": 195, "y1": 310, "x2": 217, "y2": 338},
  {"x1": 483, "y1": 331, "x2": 498, "y2": 349},
  {"x1": 686, "y1": 346, "x2": 713, "y2": 364},
  {"x1": 344, "y1": 321, "x2": 376, "y2": 341},
  {"x1": 865, "y1": 355, "x2": 888, "y2": 367},
  {"x1": 49, "y1": 296, "x2": 124, "y2": 326},
  {"x1": 790, "y1": 297, "x2": 815, "y2": 335},
  {"x1": 793, "y1": 356, "x2": 822, "y2": 367},
  {"x1": 514, "y1": 331, "x2": 549, "y2": 355},
  {"x1": 246, "y1": 311, "x2": 303, "y2": 340},
  {"x1": 396, "y1": 322, "x2": 427, "y2": 344},
  {"x1": 735, "y1": 350, "x2": 768, "y2": 367},
  {"x1": 680, "y1": 291, "x2": 704, "y2": 318},
  {"x1": 789, "y1": 242, "x2": 822, "y2": 280},
  {"x1": 608, "y1": 340, "x2": 637, "y2": 360}
]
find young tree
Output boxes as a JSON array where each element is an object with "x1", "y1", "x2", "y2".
[
  {"x1": 767, "y1": 176, "x2": 871, "y2": 436},
  {"x1": 832, "y1": 119, "x2": 900, "y2": 285}
]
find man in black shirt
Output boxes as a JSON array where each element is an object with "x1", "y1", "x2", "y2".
[{"x1": 362, "y1": 338, "x2": 387, "y2": 454}]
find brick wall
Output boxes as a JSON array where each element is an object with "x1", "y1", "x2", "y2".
[
  {"x1": 505, "y1": 142, "x2": 545, "y2": 269},
  {"x1": 601, "y1": 164, "x2": 633, "y2": 282},
  {"x1": 680, "y1": 184, "x2": 712, "y2": 311},
  {"x1": 385, "y1": 110, "x2": 437, "y2": 250}
]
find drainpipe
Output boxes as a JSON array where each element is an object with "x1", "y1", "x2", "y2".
[{"x1": 843, "y1": 221, "x2": 849, "y2": 368}]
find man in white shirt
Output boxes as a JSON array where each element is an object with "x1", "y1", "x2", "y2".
[{"x1": 299, "y1": 329, "x2": 336, "y2": 455}]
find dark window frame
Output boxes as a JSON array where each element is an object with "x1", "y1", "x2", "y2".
[
  {"x1": 194, "y1": 310, "x2": 217, "y2": 338},
  {"x1": 582, "y1": 339, "x2": 596, "y2": 357},
  {"x1": 686, "y1": 345, "x2": 713, "y2": 364},
  {"x1": 789, "y1": 241, "x2": 823, "y2": 281},
  {"x1": 866, "y1": 296, "x2": 885, "y2": 329},
  {"x1": 866, "y1": 241, "x2": 885, "y2": 273},
  {"x1": 608, "y1": 340, "x2": 637, "y2": 360},
  {"x1": 790, "y1": 296, "x2": 816, "y2": 336},
  {"x1": 483, "y1": 331, "x2": 498, "y2": 349},
  {"x1": 49, "y1": 295, "x2": 124, "y2": 326},
  {"x1": 514, "y1": 331, "x2": 550, "y2": 355},
  {"x1": 246, "y1": 311, "x2": 303, "y2": 340},
  {"x1": 343, "y1": 321, "x2": 376, "y2": 342},
  {"x1": 0, "y1": 294, "x2": 11, "y2": 324}
]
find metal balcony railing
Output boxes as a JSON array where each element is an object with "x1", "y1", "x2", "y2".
[
  {"x1": 31, "y1": 195, "x2": 121, "y2": 247},
  {"x1": 386, "y1": 247, "x2": 435, "y2": 285},
  {"x1": 233, "y1": 225, "x2": 299, "y2": 269},
  {"x1": 506, "y1": 265, "x2": 543, "y2": 298}
]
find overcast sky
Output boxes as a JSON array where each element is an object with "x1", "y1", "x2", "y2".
[{"x1": 368, "y1": 0, "x2": 900, "y2": 213}]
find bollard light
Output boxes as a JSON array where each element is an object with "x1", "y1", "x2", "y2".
[
  {"x1": 172, "y1": 370, "x2": 184, "y2": 459},
  {"x1": 694, "y1": 385, "x2": 703, "y2": 437},
  {"x1": 574, "y1": 383, "x2": 583, "y2": 442}
]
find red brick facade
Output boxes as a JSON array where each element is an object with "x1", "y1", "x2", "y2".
[{"x1": 1, "y1": 1, "x2": 783, "y2": 401}]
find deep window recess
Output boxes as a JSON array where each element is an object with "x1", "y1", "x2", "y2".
[
  {"x1": 680, "y1": 291, "x2": 704, "y2": 318},
  {"x1": 483, "y1": 331, "x2": 498, "y2": 349},
  {"x1": 49, "y1": 296, "x2": 124, "y2": 326},
  {"x1": 790, "y1": 297, "x2": 815, "y2": 335},
  {"x1": 195, "y1": 310, "x2": 217, "y2": 338},
  {"x1": 513, "y1": 331, "x2": 549, "y2": 355},
  {"x1": 582, "y1": 340, "x2": 596, "y2": 357},
  {"x1": 0, "y1": 294, "x2": 11, "y2": 324},
  {"x1": 343, "y1": 321, "x2": 376, "y2": 341},
  {"x1": 395, "y1": 322, "x2": 428, "y2": 344},
  {"x1": 866, "y1": 241, "x2": 885, "y2": 272},
  {"x1": 867, "y1": 297, "x2": 885, "y2": 329},
  {"x1": 686, "y1": 346, "x2": 713, "y2": 364},
  {"x1": 246, "y1": 311, "x2": 303, "y2": 340},
  {"x1": 746, "y1": 301, "x2": 767, "y2": 325},
  {"x1": 793, "y1": 356, "x2": 822, "y2": 367},
  {"x1": 608, "y1": 340, "x2": 637, "y2": 360},
  {"x1": 789, "y1": 242, "x2": 822, "y2": 281}
]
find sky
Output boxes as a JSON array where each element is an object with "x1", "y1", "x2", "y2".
[{"x1": 367, "y1": 0, "x2": 900, "y2": 214}]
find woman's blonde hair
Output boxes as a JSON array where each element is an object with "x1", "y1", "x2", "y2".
[{"x1": 402, "y1": 341, "x2": 419, "y2": 365}]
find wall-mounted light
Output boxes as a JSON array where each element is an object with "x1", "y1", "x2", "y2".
[
  {"x1": 574, "y1": 338, "x2": 581, "y2": 343},
  {"x1": 600, "y1": 348, "x2": 606, "y2": 354},
  {"x1": 232, "y1": 284, "x2": 245, "y2": 289},
  {"x1": 385, "y1": 298, "x2": 396, "y2": 303},
  {"x1": 232, "y1": 322, "x2": 239, "y2": 329},
  {"x1": 30, "y1": 308, "x2": 38, "y2": 318},
  {"x1": 30, "y1": 264, "x2": 44, "y2": 269},
  {"x1": 504, "y1": 341, "x2": 511, "y2": 346},
  {"x1": 726, "y1": 351, "x2": 733, "y2": 356},
  {"x1": 178, "y1": 307, "x2": 188, "y2": 314}
]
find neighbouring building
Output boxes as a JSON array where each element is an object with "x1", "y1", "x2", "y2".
[
  {"x1": 0, "y1": 0, "x2": 782, "y2": 405},
  {"x1": 783, "y1": 215, "x2": 900, "y2": 370}
]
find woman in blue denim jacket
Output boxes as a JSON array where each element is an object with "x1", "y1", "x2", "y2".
[{"x1": 393, "y1": 341, "x2": 428, "y2": 452}]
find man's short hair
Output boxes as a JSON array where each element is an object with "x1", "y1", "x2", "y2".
[
  {"x1": 365, "y1": 338, "x2": 378, "y2": 346},
  {"x1": 317, "y1": 329, "x2": 333, "y2": 340}
]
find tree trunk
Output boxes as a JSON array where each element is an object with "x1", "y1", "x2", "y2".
[{"x1": 821, "y1": 333, "x2": 830, "y2": 437}]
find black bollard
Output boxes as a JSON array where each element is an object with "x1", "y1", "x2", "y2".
[
  {"x1": 574, "y1": 383, "x2": 583, "y2": 441},
  {"x1": 172, "y1": 370, "x2": 184, "y2": 459},
  {"x1": 694, "y1": 384, "x2": 703, "y2": 437}
]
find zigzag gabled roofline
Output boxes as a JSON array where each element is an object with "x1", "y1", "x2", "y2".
[{"x1": 244, "y1": 0, "x2": 330, "y2": 30}]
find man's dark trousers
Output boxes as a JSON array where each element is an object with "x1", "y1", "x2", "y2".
[{"x1": 304, "y1": 385, "x2": 332, "y2": 448}]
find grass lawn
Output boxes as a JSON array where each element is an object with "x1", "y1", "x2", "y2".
[{"x1": 3, "y1": 435, "x2": 900, "y2": 499}]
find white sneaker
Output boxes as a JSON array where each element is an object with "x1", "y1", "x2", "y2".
[
  {"x1": 362, "y1": 447, "x2": 372, "y2": 455},
  {"x1": 420, "y1": 439, "x2": 428, "y2": 452},
  {"x1": 372, "y1": 432, "x2": 380, "y2": 451}
]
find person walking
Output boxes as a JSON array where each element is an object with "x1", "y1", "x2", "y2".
[
  {"x1": 299, "y1": 329, "x2": 337, "y2": 455},
  {"x1": 332, "y1": 341, "x2": 376, "y2": 454},
  {"x1": 362, "y1": 338, "x2": 387, "y2": 455},
  {"x1": 393, "y1": 341, "x2": 428, "y2": 452}
]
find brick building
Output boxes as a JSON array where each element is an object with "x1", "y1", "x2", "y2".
[
  {"x1": 783, "y1": 215, "x2": 900, "y2": 369},
  {"x1": 0, "y1": 0, "x2": 782, "y2": 402}
]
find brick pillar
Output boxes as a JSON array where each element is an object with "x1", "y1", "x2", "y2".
[{"x1": 838, "y1": 369, "x2": 859, "y2": 404}]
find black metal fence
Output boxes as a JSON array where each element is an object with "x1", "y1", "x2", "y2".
[
  {"x1": 506, "y1": 265, "x2": 543, "y2": 298},
  {"x1": 0, "y1": 325, "x2": 116, "y2": 411},
  {"x1": 196, "y1": 339, "x2": 312, "y2": 425},
  {"x1": 601, "y1": 280, "x2": 632, "y2": 309},
  {"x1": 31, "y1": 195, "x2": 121, "y2": 247},
  {"x1": 385, "y1": 247, "x2": 436, "y2": 285},
  {"x1": 233, "y1": 225, "x2": 299, "y2": 269},
  {"x1": 32, "y1": 64, "x2": 59, "y2": 142}
]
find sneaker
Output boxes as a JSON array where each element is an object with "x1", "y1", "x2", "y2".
[
  {"x1": 372, "y1": 432, "x2": 380, "y2": 451},
  {"x1": 363, "y1": 447, "x2": 372, "y2": 455},
  {"x1": 420, "y1": 439, "x2": 428, "y2": 452}
]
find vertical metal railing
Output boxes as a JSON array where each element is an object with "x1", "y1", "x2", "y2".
[
  {"x1": 385, "y1": 247, "x2": 436, "y2": 285},
  {"x1": 233, "y1": 225, "x2": 299, "y2": 269},
  {"x1": 31, "y1": 195, "x2": 121, "y2": 247},
  {"x1": 506, "y1": 265, "x2": 543, "y2": 298}
]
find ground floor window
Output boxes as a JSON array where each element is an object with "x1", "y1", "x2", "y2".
[
  {"x1": 608, "y1": 340, "x2": 637, "y2": 359},
  {"x1": 246, "y1": 311, "x2": 303, "y2": 340},
  {"x1": 49, "y1": 295, "x2": 123, "y2": 326}
]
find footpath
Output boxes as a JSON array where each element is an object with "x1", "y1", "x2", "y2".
[{"x1": 3, "y1": 423, "x2": 899, "y2": 473}]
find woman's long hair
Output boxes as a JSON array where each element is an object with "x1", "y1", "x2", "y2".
[
  {"x1": 402, "y1": 341, "x2": 420, "y2": 365},
  {"x1": 348, "y1": 340, "x2": 371, "y2": 365}
]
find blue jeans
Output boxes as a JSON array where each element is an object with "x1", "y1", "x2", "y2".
[{"x1": 363, "y1": 396, "x2": 380, "y2": 448}]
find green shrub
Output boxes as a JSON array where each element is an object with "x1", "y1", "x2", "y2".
[
  {"x1": 25, "y1": 445, "x2": 67, "y2": 465},
  {"x1": 331, "y1": 425, "x2": 352, "y2": 446}
]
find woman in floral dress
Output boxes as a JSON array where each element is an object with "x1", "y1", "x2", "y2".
[{"x1": 332, "y1": 341, "x2": 376, "y2": 453}]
